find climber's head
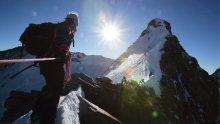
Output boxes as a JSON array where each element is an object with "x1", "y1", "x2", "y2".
[{"x1": 65, "y1": 12, "x2": 79, "y2": 27}]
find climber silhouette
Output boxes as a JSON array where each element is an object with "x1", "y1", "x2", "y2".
[{"x1": 30, "y1": 12, "x2": 79, "y2": 124}]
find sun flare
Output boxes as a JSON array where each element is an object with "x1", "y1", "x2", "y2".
[
  {"x1": 97, "y1": 20, "x2": 123, "y2": 49},
  {"x1": 101, "y1": 23, "x2": 120, "y2": 42}
]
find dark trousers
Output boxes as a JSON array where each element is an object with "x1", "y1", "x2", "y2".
[{"x1": 31, "y1": 60, "x2": 64, "y2": 124}]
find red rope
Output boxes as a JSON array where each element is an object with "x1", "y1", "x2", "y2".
[{"x1": 0, "y1": 58, "x2": 57, "y2": 64}]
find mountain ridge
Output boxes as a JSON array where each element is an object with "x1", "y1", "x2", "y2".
[{"x1": 0, "y1": 18, "x2": 219, "y2": 123}]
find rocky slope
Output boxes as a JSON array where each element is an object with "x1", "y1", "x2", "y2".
[{"x1": 158, "y1": 35, "x2": 219, "y2": 123}]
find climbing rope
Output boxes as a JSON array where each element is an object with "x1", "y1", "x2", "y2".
[{"x1": 0, "y1": 58, "x2": 58, "y2": 64}]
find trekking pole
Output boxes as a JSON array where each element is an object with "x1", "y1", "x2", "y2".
[{"x1": 10, "y1": 64, "x2": 35, "y2": 79}]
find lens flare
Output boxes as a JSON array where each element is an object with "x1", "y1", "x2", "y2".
[
  {"x1": 152, "y1": 111, "x2": 158, "y2": 118},
  {"x1": 127, "y1": 68, "x2": 133, "y2": 76}
]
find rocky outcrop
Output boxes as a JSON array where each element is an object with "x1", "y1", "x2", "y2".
[
  {"x1": 76, "y1": 74, "x2": 121, "y2": 117},
  {"x1": 78, "y1": 96, "x2": 120, "y2": 124},
  {"x1": 158, "y1": 35, "x2": 219, "y2": 123},
  {"x1": 65, "y1": 73, "x2": 122, "y2": 122},
  {"x1": 0, "y1": 90, "x2": 39, "y2": 123},
  {"x1": 0, "y1": 73, "x2": 121, "y2": 124},
  {"x1": 140, "y1": 18, "x2": 172, "y2": 37}
]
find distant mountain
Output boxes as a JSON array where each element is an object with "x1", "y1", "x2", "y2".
[
  {"x1": 0, "y1": 47, "x2": 113, "y2": 119},
  {"x1": 105, "y1": 18, "x2": 219, "y2": 123}
]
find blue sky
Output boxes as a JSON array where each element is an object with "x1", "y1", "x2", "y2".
[{"x1": 0, "y1": 0, "x2": 219, "y2": 74}]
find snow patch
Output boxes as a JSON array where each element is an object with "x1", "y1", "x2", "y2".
[
  {"x1": 13, "y1": 111, "x2": 32, "y2": 124},
  {"x1": 56, "y1": 87, "x2": 82, "y2": 124},
  {"x1": 106, "y1": 54, "x2": 145, "y2": 83},
  {"x1": 13, "y1": 87, "x2": 83, "y2": 124}
]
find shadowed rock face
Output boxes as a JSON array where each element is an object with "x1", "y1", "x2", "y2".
[
  {"x1": 69, "y1": 73, "x2": 122, "y2": 120},
  {"x1": 212, "y1": 68, "x2": 220, "y2": 83},
  {"x1": 78, "y1": 95, "x2": 120, "y2": 124},
  {"x1": 0, "y1": 90, "x2": 39, "y2": 123},
  {"x1": 158, "y1": 35, "x2": 219, "y2": 123}
]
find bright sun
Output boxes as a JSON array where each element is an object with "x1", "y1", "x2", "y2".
[
  {"x1": 98, "y1": 21, "x2": 123, "y2": 49},
  {"x1": 101, "y1": 23, "x2": 120, "y2": 42}
]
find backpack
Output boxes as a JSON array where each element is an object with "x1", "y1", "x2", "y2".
[{"x1": 19, "y1": 23, "x2": 56, "y2": 56}]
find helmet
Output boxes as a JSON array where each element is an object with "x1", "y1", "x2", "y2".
[{"x1": 66, "y1": 12, "x2": 79, "y2": 26}]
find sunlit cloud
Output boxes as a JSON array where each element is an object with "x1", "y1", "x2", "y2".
[{"x1": 32, "y1": 11, "x2": 37, "y2": 17}]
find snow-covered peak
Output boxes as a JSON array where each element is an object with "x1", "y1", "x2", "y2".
[
  {"x1": 106, "y1": 19, "x2": 172, "y2": 95},
  {"x1": 126, "y1": 18, "x2": 171, "y2": 56},
  {"x1": 140, "y1": 18, "x2": 171, "y2": 37},
  {"x1": 148, "y1": 18, "x2": 170, "y2": 28}
]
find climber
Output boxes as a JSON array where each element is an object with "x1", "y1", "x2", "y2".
[{"x1": 30, "y1": 12, "x2": 79, "y2": 124}]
